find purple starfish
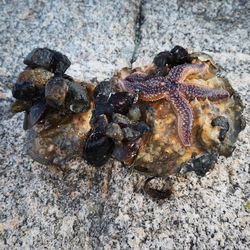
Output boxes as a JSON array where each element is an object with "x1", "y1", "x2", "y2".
[{"x1": 118, "y1": 63, "x2": 229, "y2": 146}]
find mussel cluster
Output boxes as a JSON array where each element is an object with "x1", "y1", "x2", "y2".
[
  {"x1": 85, "y1": 81, "x2": 151, "y2": 166},
  {"x1": 12, "y1": 47, "x2": 245, "y2": 181},
  {"x1": 12, "y1": 48, "x2": 91, "y2": 165}
]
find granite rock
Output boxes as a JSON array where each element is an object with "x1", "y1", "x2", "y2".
[{"x1": 0, "y1": 0, "x2": 249, "y2": 249}]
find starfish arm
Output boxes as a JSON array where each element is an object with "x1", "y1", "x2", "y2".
[
  {"x1": 178, "y1": 82, "x2": 229, "y2": 101},
  {"x1": 124, "y1": 72, "x2": 148, "y2": 82},
  {"x1": 167, "y1": 63, "x2": 208, "y2": 82},
  {"x1": 119, "y1": 76, "x2": 167, "y2": 101},
  {"x1": 169, "y1": 92, "x2": 193, "y2": 146},
  {"x1": 118, "y1": 79, "x2": 139, "y2": 94}
]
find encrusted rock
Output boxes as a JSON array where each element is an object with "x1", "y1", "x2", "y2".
[{"x1": 12, "y1": 48, "x2": 246, "y2": 180}]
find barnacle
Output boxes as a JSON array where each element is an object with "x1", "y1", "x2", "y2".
[{"x1": 11, "y1": 47, "x2": 245, "y2": 186}]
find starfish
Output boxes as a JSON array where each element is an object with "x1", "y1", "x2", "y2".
[{"x1": 118, "y1": 63, "x2": 230, "y2": 146}]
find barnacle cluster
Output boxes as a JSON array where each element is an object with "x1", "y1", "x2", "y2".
[{"x1": 12, "y1": 47, "x2": 245, "y2": 180}]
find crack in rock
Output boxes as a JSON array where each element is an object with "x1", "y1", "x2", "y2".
[{"x1": 130, "y1": 0, "x2": 145, "y2": 65}]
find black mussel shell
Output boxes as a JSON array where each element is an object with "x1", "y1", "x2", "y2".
[
  {"x1": 51, "y1": 51, "x2": 71, "y2": 74},
  {"x1": 153, "y1": 51, "x2": 173, "y2": 68},
  {"x1": 11, "y1": 99, "x2": 32, "y2": 113},
  {"x1": 180, "y1": 153, "x2": 217, "y2": 176},
  {"x1": 113, "y1": 140, "x2": 140, "y2": 164},
  {"x1": 45, "y1": 77, "x2": 90, "y2": 113},
  {"x1": 108, "y1": 92, "x2": 134, "y2": 114},
  {"x1": 45, "y1": 77, "x2": 69, "y2": 109},
  {"x1": 23, "y1": 101, "x2": 46, "y2": 130},
  {"x1": 93, "y1": 114, "x2": 109, "y2": 133},
  {"x1": 170, "y1": 45, "x2": 191, "y2": 66},
  {"x1": 84, "y1": 130, "x2": 114, "y2": 167},
  {"x1": 106, "y1": 123, "x2": 124, "y2": 141},
  {"x1": 211, "y1": 116, "x2": 229, "y2": 142},
  {"x1": 93, "y1": 94, "x2": 114, "y2": 117},
  {"x1": 66, "y1": 82, "x2": 90, "y2": 113},
  {"x1": 12, "y1": 80, "x2": 39, "y2": 101},
  {"x1": 62, "y1": 74, "x2": 74, "y2": 82},
  {"x1": 93, "y1": 80, "x2": 114, "y2": 99},
  {"x1": 112, "y1": 113, "x2": 132, "y2": 127},
  {"x1": 131, "y1": 121, "x2": 151, "y2": 134},
  {"x1": 24, "y1": 48, "x2": 71, "y2": 74},
  {"x1": 122, "y1": 127, "x2": 141, "y2": 141}
]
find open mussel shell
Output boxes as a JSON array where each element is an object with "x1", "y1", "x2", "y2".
[
  {"x1": 190, "y1": 51, "x2": 218, "y2": 69},
  {"x1": 23, "y1": 101, "x2": 46, "y2": 130}
]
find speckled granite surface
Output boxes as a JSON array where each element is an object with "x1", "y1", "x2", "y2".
[{"x1": 0, "y1": 0, "x2": 249, "y2": 249}]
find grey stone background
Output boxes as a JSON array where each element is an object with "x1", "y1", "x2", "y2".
[{"x1": 0, "y1": 0, "x2": 249, "y2": 249}]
